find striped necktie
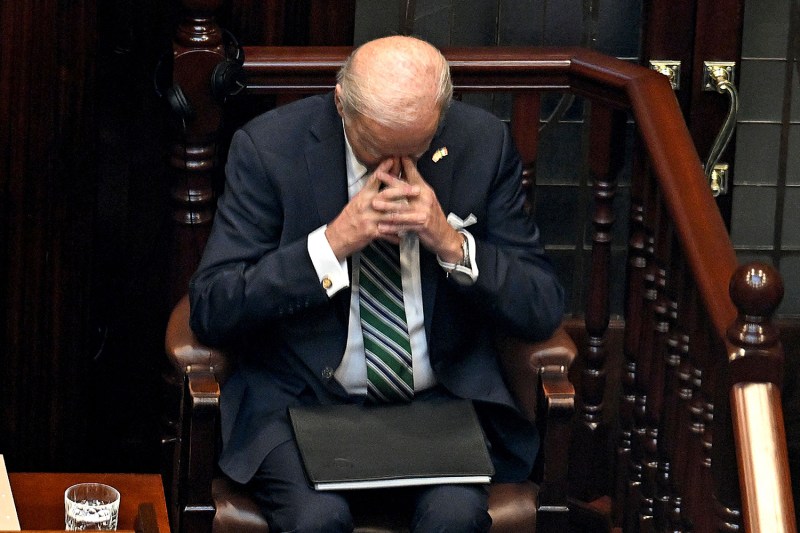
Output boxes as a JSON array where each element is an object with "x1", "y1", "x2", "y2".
[{"x1": 359, "y1": 240, "x2": 414, "y2": 402}]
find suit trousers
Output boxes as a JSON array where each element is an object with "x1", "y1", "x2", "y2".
[{"x1": 246, "y1": 389, "x2": 492, "y2": 532}]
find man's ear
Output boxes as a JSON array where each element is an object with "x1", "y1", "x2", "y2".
[{"x1": 334, "y1": 84, "x2": 345, "y2": 118}]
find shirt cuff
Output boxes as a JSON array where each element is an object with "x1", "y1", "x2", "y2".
[
  {"x1": 436, "y1": 230, "x2": 479, "y2": 285},
  {"x1": 307, "y1": 225, "x2": 349, "y2": 296}
]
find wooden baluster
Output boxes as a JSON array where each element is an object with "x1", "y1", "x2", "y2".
[
  {"x1": 510, "y1": 92, "x2": 542, "y2": 212},
  {"x1": 654, "y1": 235, "x2": 683, "y2": 530},
  {"x1": 668, "y1": 280, "x2": 701, "y2": 532},
  {"x1": 640, "y1": 198, "x2": 673, "y2": 532},
  {"x1": 637, "y1": 192, "x2": 671, "y2": 532},
  {"x1": 661, "y1": 245, "x2": 695, "y2": 531},
  {"x1": 615, "y1": 137, "x2": 648, "y2": 528},
  {"x1": 168, "y1": 0, "x2": 228, "y2": 304},
  {"x1": 712, "y1": 374, "x2": 744, "y2": 533},
  {"x1": 677, "y1": 298, "x2": 716, "y2": 531},
  {"x1": 624, "y1": 170, "x2": 658, "y2": 532},
  {"x1": 572, "y1": 105, "x2": 625, "y2": 500},
  {"x1": 714, "y1": 420, "x2": 744, "y2": 533},
  {"x1": 714, "y1": 499, "x2": 743, "y2": 533}
]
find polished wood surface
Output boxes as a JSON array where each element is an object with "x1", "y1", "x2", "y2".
[
  {"x1": 0, "y1": 0, "x2": 98, "y2": 472},
  {"x1": 9, "y1": 473, "x2": 170, "y2": 533},
  {"x1": 640, "y1": 0, "x2": 745, "y2": 225},
  {"x1": 727, "y1": 263, "x2": 794, "y2": 532},
  {"x1": 0, "y1": 0, "x2": 361, "y2": 481},
  {"x1": 732, "y1": 383, "x2": 795, "y2": 533}
]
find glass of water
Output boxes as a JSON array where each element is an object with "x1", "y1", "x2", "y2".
[{"x1": 64, "y1": 483, "x2": 120, "y2": 531}]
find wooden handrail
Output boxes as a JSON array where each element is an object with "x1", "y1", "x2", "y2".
[{"x1": 242, "y1": 46, "x2": 739, "y2": 339}]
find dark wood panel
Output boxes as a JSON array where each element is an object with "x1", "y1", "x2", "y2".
[
  {"x1": 688, "y1": 0, "x2": 745, "y2": 225},
  {"x1": 1, "y1": 0, "x2": 359, "y2": 475},
  {"x1": 0, "y1": 0, "x2": 98, "y2": 471},
  {"x1": 221, "y1": 0, "x2": 356, "y2": 45},
  {"x1": 641, "y1": 0, "x2": 698, "y2": 113},
  {"x1": 641, "y1": 0, "x2": 744, "y2": 226}
]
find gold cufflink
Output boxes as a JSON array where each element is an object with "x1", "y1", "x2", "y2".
[
  {"x1": 432, "y1": 147, "x2": 448, "y2": 162},
  {"x1": 322, "y1": 277, "x2": 332, "y2": 290}
]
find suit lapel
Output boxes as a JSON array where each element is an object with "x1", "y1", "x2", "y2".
[
  {"x1": 307, "y1": 95, "x2": 349, "y2": 227},
  {"x1": 418, "y1": 140, "x2": 455, "y2": 214},
  {"x1": 417, "y1": 135, "x2": 458, "y2": 338}
]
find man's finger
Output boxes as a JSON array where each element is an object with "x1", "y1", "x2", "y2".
[
  {"x1": 365, "y1": 159, "x2": 396, "y2": 191},
  {"x1": 400, "y1": 156, "x2": 422, "y2": 184},
  {"x1": 377, "y1": 158, "x2": 395, "y2": 174}
]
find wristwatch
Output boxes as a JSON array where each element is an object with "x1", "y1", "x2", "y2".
[
  {"x1": 437, "y1": 232, "x2": 475, "y2": 285},
  {"x1": 459, "y1": 233, "x2": 470, "y2": 267}
]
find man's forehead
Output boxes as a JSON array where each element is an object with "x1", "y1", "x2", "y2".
[{"x1": 357, "y1": 114, "x2": 437, "y2": 150}]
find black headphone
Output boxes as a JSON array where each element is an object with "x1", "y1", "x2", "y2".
[
  {"x1": 211, "y1": 29, "x2": 246, "y2": 103},
  {"x1": 154, "y1": 55, "x2": 193, "y2": 130},
  {"x1": 154, "y1": 29, "x2": 245, "y2": 130}
]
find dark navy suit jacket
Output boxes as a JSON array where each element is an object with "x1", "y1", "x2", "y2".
[{"x1": 189, "y1": 93, "x2": 564, "y2": 485}]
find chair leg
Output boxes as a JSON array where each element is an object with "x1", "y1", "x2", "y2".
[
  {"x1": 179, "y1": 505, "x2": 215, "y2": 533},
  {"x1": 535, "y1": 506, "x2": 569, "y2": 532}
]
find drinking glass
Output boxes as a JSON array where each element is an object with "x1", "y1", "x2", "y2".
[{"x1": 64, "y1": 483, "x2": 120, "y2": 531}]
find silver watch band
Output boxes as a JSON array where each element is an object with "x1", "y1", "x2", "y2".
[{"x1": 460, "y1": 233, "x2": 470, "y2": 267}]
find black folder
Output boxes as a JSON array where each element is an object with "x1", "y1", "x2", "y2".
[{"x1": 289, "y1": 398, "x2": 495, "y2": 490}]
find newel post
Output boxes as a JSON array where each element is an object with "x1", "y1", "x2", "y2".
[
  {"x1": 725, "y1": 262, "x2": 797, "y2": 533},
  {"x1": 167, "y1": 0, "x2": 228, "y2": 305},
  {"x1": 726, "y1": 262, "x2": 784, "y2": 385}
]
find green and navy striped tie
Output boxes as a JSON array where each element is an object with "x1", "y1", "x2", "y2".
[{"x1": 359, "y1": 240, "x2": 414, "y2": 402}]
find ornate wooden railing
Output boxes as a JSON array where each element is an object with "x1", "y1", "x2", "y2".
[{"x1": 166, "y1": 4, "x2": 796, "y2": 531}]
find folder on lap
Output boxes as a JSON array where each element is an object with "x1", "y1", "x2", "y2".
[{"x1": 289, "y1": 398, "x2": 494, "y2": 491}]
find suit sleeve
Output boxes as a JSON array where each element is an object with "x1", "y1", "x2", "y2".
[
  {"x1": 188, "y1": 129, "x2": 330, "y2": 347},
  {"x1": 467, "y1": 123, "x2": 565, "y2": 341}
]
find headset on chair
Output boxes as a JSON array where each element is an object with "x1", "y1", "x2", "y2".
[{"x1": 154, "y1": 29, "x2": 245, "y2": 131}]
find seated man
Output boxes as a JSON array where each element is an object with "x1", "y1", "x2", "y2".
[{"x1": 189, "y1": 35, "x2": 564, "y2": 533}]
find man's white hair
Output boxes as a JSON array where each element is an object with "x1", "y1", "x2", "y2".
[{"x1": 336, "y1": 36, "x2": 453, "y2": 129}]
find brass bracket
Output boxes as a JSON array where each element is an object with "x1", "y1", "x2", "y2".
[
  {"x1": 649, "y1": 60, "x2": 681, "y2": 90},
  {"x1": 703, "y1": 61, "x2": 736, "y2": 92},
  {"x1": 709, "y1": 163, "x2": 729, "y2": 197}
]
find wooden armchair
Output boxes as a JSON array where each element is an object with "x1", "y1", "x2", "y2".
[
  {"x1": 163, "y1": 4, "x2": 796, "y2": 533},
  {"x1": 166, "y1": 294, "x2": 577, "y2": 533},
  {"x1": 162, "y1": 9, "x2": 581, "y2": 533}
]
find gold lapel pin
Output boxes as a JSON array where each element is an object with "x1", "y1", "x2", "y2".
[{"x1": 432, "y1": 147, "x2": 448, "y2": 162}]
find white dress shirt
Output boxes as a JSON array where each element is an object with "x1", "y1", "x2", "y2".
[{"x1": 306, "y1": 127, "x2": 478, "y2": 396}]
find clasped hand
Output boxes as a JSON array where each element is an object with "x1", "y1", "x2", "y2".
[{"x1": 326, "y1": 157, "x2": 463, "y2": 264}]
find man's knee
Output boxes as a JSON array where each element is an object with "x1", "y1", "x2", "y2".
[
  {"x1": 411, "y1": 484, "x2": 491, "y2": 532},
  {"x1": 250, "y1": 439, "x2": 354, "y2": 532},
  {"x1": 269, "y1": 493, "x2": 353, "y2": 533}
]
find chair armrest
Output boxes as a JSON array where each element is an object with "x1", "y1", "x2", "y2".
[
  {"x1": 537, "y1": 363, "x2": 575, "y2": 512},
  {"x1": 177, "y1": 366, "x2": 218, "y2": 533},
  {"x1": 165, "y1": 294, "x2": 229, "y2": 380},
  {"x1": 497, "y1": 326, "x2": 576, "y2": 528},
  {"x1": 497, "y1": 326, "x2": 576, "y2": 421},
  {"x1": 165, "y1": 294, "x2": 225, "y2": 533}
]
